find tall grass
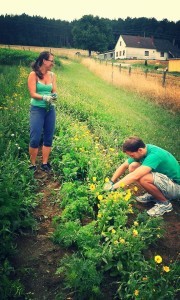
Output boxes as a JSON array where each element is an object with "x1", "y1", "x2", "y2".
[{"x1": 80, "y1": 57, "x2": 180, "y2": 112}]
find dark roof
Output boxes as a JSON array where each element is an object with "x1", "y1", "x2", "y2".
[
  {"x1": 121, "y1": 35, "x2": 180, "y2": 58},
  {"x1": 153, "y1": 39, "x2": 180, "y2": 58},
  {"x1": 121, "y1": 35, "x2": 154, "y2": 49}
]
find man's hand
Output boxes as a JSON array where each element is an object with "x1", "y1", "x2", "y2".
[{"x1": 103, "y1": 180, "x2": 114, "y2": 191}]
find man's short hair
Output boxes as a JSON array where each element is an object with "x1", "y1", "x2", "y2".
[{"x1": 122, "y1": 136, "x2": 146, "y2": 152}]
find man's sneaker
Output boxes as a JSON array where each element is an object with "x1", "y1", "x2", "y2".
[
  {"x1": 147, "y1": 202, "x2": 173, "y2": 217},
  {"x1": 40, "y1": 163, "x2": 52, "y2": 172},
  {"x1": 29, "y1": 165, "x2": 37, "y2": 172},
  {"x1": 136, "y1": 193, "x2": 157, "y2": 203}
]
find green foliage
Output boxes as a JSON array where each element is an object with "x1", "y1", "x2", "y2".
[
  {"x1": 0, "y1": 48, "x2": 61, "y2": 67},
  {"x1": 72, "y1": 15, "x2": 113, "y2": 55},
  {"x1": 56, "y1": 254, "x2": 103, "y2": 300},
  {"x1": 0, "y1": 64, "x2": 37, "y2": 297},
  {"x1": 0, "y1": 260, "x2": 24, "y2": 299},
  {"x1": 52, "y1": 220, "x2": 81, "y2": 247}
]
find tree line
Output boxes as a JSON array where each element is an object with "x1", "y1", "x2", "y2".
[{"x1": 0, "y1": 13, "x2": 180, "y2": 55}]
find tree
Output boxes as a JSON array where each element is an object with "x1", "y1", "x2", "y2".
[{"x1": 72, "y1": 15, "x2": 113, "y2": 56}]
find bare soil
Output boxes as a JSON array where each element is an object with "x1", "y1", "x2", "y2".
[{"x1": 11, "y1": 169, "x2": 180, "y2": 300}]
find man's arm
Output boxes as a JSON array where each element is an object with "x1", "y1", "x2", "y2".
[
  {"x1": 111, "y1": 160, "x2": 129, "y2": 183},
  {"x1": 113, "y1": 165, "x2": 152, "y2": 189}
]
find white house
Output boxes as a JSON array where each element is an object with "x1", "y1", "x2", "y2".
[
  {"x1": 114, "y1": 35, "x2": 180, "y2": 60},
  {"x1": 98, "y1": 35, "x2": 180, "y2": 61}
]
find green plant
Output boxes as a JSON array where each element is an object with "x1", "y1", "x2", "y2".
[{"x1": 56, "y1": 254, "x2": 103, "y2": 300}]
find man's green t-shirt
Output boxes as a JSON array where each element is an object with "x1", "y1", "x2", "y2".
[{"x1": 127, "y1": 144, "x2": 180, "y2": 184}]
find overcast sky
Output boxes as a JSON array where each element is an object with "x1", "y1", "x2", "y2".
[{"x1": 1, "y1": 0, "x2": 179, "y2": 22}]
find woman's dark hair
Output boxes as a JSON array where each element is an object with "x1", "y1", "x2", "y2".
[
  {"x1": 31, "y1": 51, "x2": 53, "y2": 79},
  {"x1": 122, "y1": 136, "x2": 146, "y2": 152}
]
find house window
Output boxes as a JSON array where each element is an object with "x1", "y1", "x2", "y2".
[
  {"x1": 145, "y1": 51, "x2": 149, "y2": 56},
  {"x1": 116, "y1": 52, "x2": 118, "y2": 57},
  {"x1": 119, "y1": 51, "x2": 121, "y2": 56},
  {"x1": 120, "y1": 41, "x2": 121, "y2": 46},
  {"x1": 160, "y1": 52, "x2": 164, "y2": 57},
  {"x1": 110, "y1": 53, "x2": 113, "y2": 58},
  {"x1": 123, "y1": 50, "x2": 125, "y2": 56}
]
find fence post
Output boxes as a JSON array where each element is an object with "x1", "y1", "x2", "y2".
[
  {"x1": 119, "y1": 64, "x2": 121, "y2": 72},
  {"x1": 145, "y1": 69, "x2": 148, "y2": 78},
  {"x1": 129, "y1": 66, "x2": 131, "y2": 76},
  {"x1": 112, "y1": 62, "x2": 114, "y2": 83},
  {"x1": 162, "y1": 70, "x2": 167, "y2": 87}
]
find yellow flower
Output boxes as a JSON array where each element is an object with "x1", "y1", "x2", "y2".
[
  {"x1": 119, "y1": 182, "x2": 125, "y2": 188},
  {"x1": 114, "y1": 240, "x2": 118, "y2": 245},
  {"x1": 105, "y1": 177, "x2": 110, "y2": 183},
  {"x1": 142, "y1": 277, "x2": 148, "y2": 281},
  {"x1": 111, "y1": 229, "x2": 116, "y2": 234},
  {"x1": 163, "y1": 266, "x2": 170, "y2": 272},
  {"x1": 134, "y1": 290, "x2": 139, "y2": 296},
  {"x1": 97, "y1": 213, "x2": 102, "y2": 218},
  {"x1": 92, "y1": 177, "x2": 96, "y2": 182},
  {"x1": 124, "y1": 194, "x2": 131, "y2": 201},
  {"x1": 119, "y1": 238, "x2": 125, "y2": 244},
  {"x1": 89, "y1": 184, "x2": 96, "y2": 191},
  {"x1": 98, "y1": 195, "x2": 103, "y2": 201},
  {"x1": 154, "y1": 255, "x2": 162, "y2": 264},
  {"x1": 109, "y1": 147, "x2": 115, "y2": 152},
  {"x1": 134, "y1": 221, "x2": 139, "y2": 226},
  {"x1": 134, "y1": 186, "x2": 138, "y2": 191},
  {"x1": 133, "y1": 229, "x2": 138, "y2": 237}
]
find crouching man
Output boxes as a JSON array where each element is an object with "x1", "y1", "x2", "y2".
[{"x1": 104, "y1": 136, "x2": 180, "y2": 217}]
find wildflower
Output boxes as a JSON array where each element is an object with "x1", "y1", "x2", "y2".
[
  {"x1": 111, "y1": 229, "x2": 116, "y2": 234},
  {"x1": 11, "y1": 134, "x2": 15, "y2": 137},
  {"x1": 119, "y1": 182, "x2": 125, "y2": 188},
  {"x1": 119, "y1": 238, "x2": 125, "y2": 244},
  {"x1": 134, "y1": 186, "x2": 138, "y2": 191},
  {"x1": 114, "y1": 240, "x2": 118, "y2": 245},
  {"x1": 92, "y1": 177, "x2": 96, "y2": 182},
  {"x1": 128, "y1": 208, "x2": 134, "y2": 214},
  {"x1": 134, "y1": 290, "x2": 139, "y2": 296},
  {"x1": 105, "y1": 177, "x2": 110, "y2": 183},
  {"x1": 98, "y1": 195, "x2": 103, "y2": 201},
  {"x1": 89, "y1": 184, "x2": 96, "y2": 191},
  {"x1": 133, "y1": 229, "x2": 138, "y2": 237},
  {"x1": 163, "y1": 266, "x2": 170, "y2": 272},
  {"x1": 142, "y1": 277, "x2": 148, "y2": 281},
  {"x1": 97, "y1": 213, "x2": 102, "y2": 218},
  {"x1": 154, "y1": 255, "x2": 162, "y2": 264},
  {"x1": 109, "y1": 148, "x2": 115, "y2": 152},
  {"x1": 134, "y1": 221, "x2": 139, "y2": 226}
]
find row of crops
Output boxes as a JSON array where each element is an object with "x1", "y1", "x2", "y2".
[{"x1": 0, "y1": 49, "x2": 179, "y2": 299}]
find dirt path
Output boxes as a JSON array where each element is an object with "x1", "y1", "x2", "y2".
[
  {"x1": 12, "y1": 170, "x2": 66, "y2": 300},
  {"x1": 11, "y1": 169, "x2": 180, "y2": 299}
]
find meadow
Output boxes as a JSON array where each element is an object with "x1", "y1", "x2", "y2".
[{"x1": 0, "y1": 48, "x2": 179, "y2": 299}]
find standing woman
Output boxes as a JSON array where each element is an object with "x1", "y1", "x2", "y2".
[{"x1": 28, "y1": 51, "x2": 57, "y2": 172}]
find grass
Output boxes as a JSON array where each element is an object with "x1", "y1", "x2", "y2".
[
  {"x1": 80, "y1": 57, "x2": 180, "y2": 111},
  {"x1": 57, "y1": 59, "x2": 180, "y2": 159}
]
